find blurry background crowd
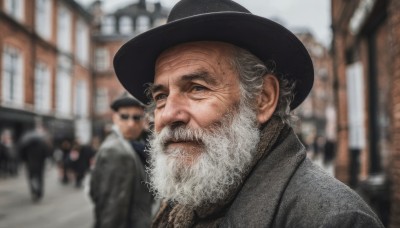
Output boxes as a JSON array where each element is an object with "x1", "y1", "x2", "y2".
[{"x1": 0, "y1": 120, "x2": 97, "y2": 187}]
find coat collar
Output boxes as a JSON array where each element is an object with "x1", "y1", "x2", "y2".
[{"x1": 223, "y1": 129, "x2": 306, "y2": 227}]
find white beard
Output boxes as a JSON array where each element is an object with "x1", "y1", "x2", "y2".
[{"x1": 147, "y1": 103, "x2": 260, "y2": 207}]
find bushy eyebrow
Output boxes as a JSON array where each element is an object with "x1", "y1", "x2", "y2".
[
  {"x1": 149, "y1": 70, "x2": 218, "y2": 96},
  {"x1": 180, "y1": 70, "x2": 218, "y2": 86},
  {"x1": 148, "y1": 84, "x2": 164, "y2": 96}
]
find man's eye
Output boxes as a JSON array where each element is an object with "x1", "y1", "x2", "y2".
[
  {"x1": 154, "y1": 93, "x2": 167, "y2": 101},
  {"x1": 191, "y1": 85, "x2": 207, "y2": 92}
]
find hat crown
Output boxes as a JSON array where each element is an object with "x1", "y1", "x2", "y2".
[
  {"x1": 168, "y1": 0, "x2": 250, "y2": 22},
  {"x1": 110, "y1": 91, "x2": 145, "y2": 111}
]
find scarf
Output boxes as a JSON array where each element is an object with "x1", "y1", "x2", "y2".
[{"x1": 152, "y1": 116, "x2": 290, "y2": 228}]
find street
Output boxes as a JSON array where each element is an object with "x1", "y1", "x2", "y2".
[{"x1": 0, "y1": 164, "x2": 93, "y2": 228}]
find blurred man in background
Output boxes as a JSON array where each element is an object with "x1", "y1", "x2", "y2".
[
  {"x1": 18, "y1": 125, "x2": 51, "y2": 202},
  {"x1": 0, "y1": 129, "x2": 18, "y2": 177},
  {"x1": 89, "y1": 92, "x2": 152, "y2": 228},
  {"x1": 71, "y1": 139, "x2": 95, "y2": 188}
]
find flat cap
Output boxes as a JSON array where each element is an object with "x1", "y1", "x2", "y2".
[{"x1": 110, "y1": 91, "x2": 145, "y2": 111}]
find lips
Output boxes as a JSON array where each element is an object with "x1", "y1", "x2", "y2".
[
  {"x1": 164, "y1": 139, "x2": 203, "y2": 151},
  {"x1": 165, "y1": 140, "x2": 199, "y2": 146}
]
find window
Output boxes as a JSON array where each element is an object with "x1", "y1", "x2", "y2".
[
  {"x1": 35, "y1": 0, "x2": 52, "y2": 40},
  {"x1": 346, "y1": 62, "x2": 366, "y2": 149},
  {"x1": 136, "y1": 15, "x2": 150, "y2": 34},
  {"x1": 101, "y1": 16, "x2": 115, "y2": 34},
  {"x1": 119, "y1": 16, "x2": 133, "y2": 34},
  {"x1": 75, "y1": 19, "x2": 89, "y2": 65},
  {"x1": 57, "y1": 4, "x2": 72, "y2": 53},
  {"x1": 2, "y1": 45, "x2": 24, "y2": 106},
  {"x1": 56, "y1": 56, "x2": 72, "y2": 115},
  {"x1": 4, "y1": 0, "x2": 24, "y2": 22},
  {"x1": 95, "y1": 48, "x2": 109, "y2": 71},
  {"x1": 34, "y1": 62, "x2": 51, "y2": 113},
  {"x1": 74, "y1": 80, "x2": 89, "y2": 117},
  {"x1": 96, "y1": 88, "x2": 109, "y2": 114}
]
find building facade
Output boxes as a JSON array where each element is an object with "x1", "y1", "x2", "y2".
[
  {"x1": 0, "y1": 0, "x2": 169, "y2": 144},
  {"x1": 90, "y1": 0, "x2": 168, "y2": 139},
  {"x1": 0, "y1": 0, "x2": 92, "y2": 145},
  {"x1": 331, "y1": 0, "x2": 399, "y2": 226}
]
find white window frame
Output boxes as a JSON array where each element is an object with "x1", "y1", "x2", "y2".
[
  {"x1": 56, "y1": 56, "x2": 72, "y2": 116},
  {"x1": 34, "y1": 61, "x2": 51, "y2": 113},
  {"x1": 95, "y1": 88, "x2": 109, "y2": 114},
  {"x1": 74, "y1": 80, "x2": 89, "y2": 117},
  {"x1": 1, "y1": 45, "x2": 24, "y2": 106},
  {"x1": 346, "y1": 62, "x2": 366, "y2": 149},
  {"x1": 119, "y1": 16, "x2": 133, "y2": 34},
  {"x1": 4, "y1": 0, "x2": 25, "y2": 22},
  {"x1": 101, "y1": 16, "x2": 115, "y2": 34},
  {"x1": 57, "y1": 4, "x2": 72, "y2": 53},
  {"x1": 35, "y1": 0, "x2": 52, "y2": 40},
  {"x1": 136, "y1": 15, "x2": 150, "y2": 34},
  {"x1": 75, "y1": 19, "x2": 90, "y2": 66},
  {"x1": 94, "y1": 47, "x2": 109, "y2": 71}
]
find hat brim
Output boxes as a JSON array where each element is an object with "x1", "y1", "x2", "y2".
[{"x1": 114, "y1": 12, "x2": 314, "y2": 110}]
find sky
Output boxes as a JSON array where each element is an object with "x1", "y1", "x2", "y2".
[{"x1": 76, "y1": 0, "x2": 332, "y2": 47}]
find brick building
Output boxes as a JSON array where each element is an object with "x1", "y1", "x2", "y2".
[
  {"x1": 90, "y1": 0, "x2": 168, "y2": 139},
  {"x1": 331, "y1": 0, "x2": 399, "y2": 226},
  {"x1": 0, "y1": 0, "x2": 93, "y2": 145},
  {"x1": 0, "y1": 0, "x2": 169, "y2": 144}
]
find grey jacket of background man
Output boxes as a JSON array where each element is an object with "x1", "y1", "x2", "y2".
[
  {"x1": 223, "y1": 130, "x2": 384, "y2": 228},
  {"x1": 90, "y1": 128, "x2": 152, "y2": 228}
]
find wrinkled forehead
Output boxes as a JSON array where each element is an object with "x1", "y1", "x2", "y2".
[{"x1": 155, "y1": 41, "x2": 236, "y2": 74}]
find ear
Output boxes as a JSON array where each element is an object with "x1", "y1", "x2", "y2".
[{"x1": 256, "y1": 74, "x2": 279, "y2": 124}]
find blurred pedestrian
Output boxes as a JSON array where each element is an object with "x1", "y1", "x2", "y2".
[
  {"x1": 59, "y1": 139, "x2": 72, "y2": 184},
  {"x1": 0, "y1": 129, "x2": 18, "y2": 177},
  {"x1": 71, "y1": 140, "x2": 95, "y2": 188},
  {"x1": 89, "y1": 92, "x2": 152, "y2": 228},
  {"x1": 18, "y1": 126, "x2": 51, "y2": 202},
  {"x1": 323, "y1": 139, "x2": 336, "y2": 165},
  {"x1": 0, "y1": 137, "x2": 6, "y2": 177},
  {"x1": 312, "y1": 135, "x2": 325, "y2": 160}
]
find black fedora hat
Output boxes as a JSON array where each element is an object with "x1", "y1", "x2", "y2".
[
  {"x1": 110, "y1": 91, "x2": 145, "y2": 111},
  {"x1": 113, "y1": 0, "x2": 314, "y2": 110}
]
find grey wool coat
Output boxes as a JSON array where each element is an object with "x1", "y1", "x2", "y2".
[
  {"x1": 221, "y1": 130, "x2": 384, "y2": 227},
  {"x1": 153, "y1": 126, "x2": 384, "y2": 228},
  {"x1": 90, "y1": 128, "x2": 152, "y2": 228}
]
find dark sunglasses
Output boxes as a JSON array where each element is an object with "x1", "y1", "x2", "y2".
[{"x1": 119, "y1": 113, "x2": 144, "y2": 122}]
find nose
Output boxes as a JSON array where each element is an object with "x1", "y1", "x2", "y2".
[
  {"x1": 156, "y1": 93, "x2": 190, "y2": 131},
  {"x1": 126, "y1": 118, "x2": 136, "y2": 127}
]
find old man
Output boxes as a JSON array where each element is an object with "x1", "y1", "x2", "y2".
[{"x1": 113, "y1": 0, "x2": 384, "y2": 227}]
